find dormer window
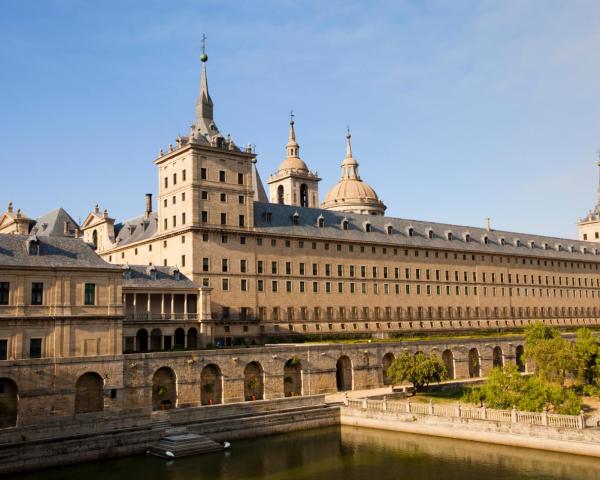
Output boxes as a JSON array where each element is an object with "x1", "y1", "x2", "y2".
[
  {"x1": 514, "y1": 239, "x2": 521, "y2": 247},
  {"x1": 122, "y1": 267, "x2": 132, "y2": 280},
  {"x1": 147, "y1": 267, "x2": 157, "y2": 281},
  {"x1": 407, "y1": 227, "x2": 414, "y2": 237},
  {"x1": 543, "y1": 243, "x2": 549, "y2": 250},
  {"x1": 341, "y1": 218, "x2": 349, "y2": 231},
  {"x1": 292, "y1": 212, "x2": 299, "y2": 226},
  {"x1": 582, "y1": 247, "x2": 587, "y2": 254},
  {"x1": 173, "y1": 269, "x2": 181, "y2": 281},
  {"x1": 500, "y1": 237, "x2": 506, "y2": 246},
  {"x1": 427, "y1": 229, "x2": 434, "y2": 239},
  {"x1": 364, "y1": 222, "x2": 372, "y2": 233},
  {"x1": 569, "y1": 245, "x2": 575, "y2": 253},
  {"x1": 464, "y1": 233, "x2": 471, "y2": 243},
  {"x1": 529, "y1": 241, "x2": 535, "y2": 249},
  {"x1": 483, "y1": 236, "x2": 489, "y2": 245},
  {"x1": 26, "y1": 236, "x2": 39, "y2": 256},
  {"x1": 386, "y1": 224, "x2": 393, "y2": 235},
  {"x1": 556, "y1": 244, "x2": 562, "y2": 251},
  {"x1": 595, "y1": 248, "x2": 599, "y2": 255},
  {"x1": 447, "y1": 231, "x2": 453, "y2": 241},
  {"x1": 317, "y1": 215, "x2": 325, "y2": 228},
  {"x1": 266, "y1": 212, "x2": 272, "y2": 223}
]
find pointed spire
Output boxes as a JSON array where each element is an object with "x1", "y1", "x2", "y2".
[
  {"x1": 286, "y1": 110, "x2": 300, "y2": 158},
  {"x1": 340, "y1": 127, "x2": 360, "y2": 180},
  {"x1": 195, "y1": 33, "x2": 214, "y2": 124},
  {"x1": 345, "y1": 126, "x2": 352, "y2": 159}
]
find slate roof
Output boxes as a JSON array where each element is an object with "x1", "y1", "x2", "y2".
[
  {"x1": 0, "y1": 234, "x2": 120, "y2": 270},
  {"x1": 253, "y1": 202, "x2": 600, "y2": 262},
  {"x1": 33, "y1": 208, "x2": 80, "y2": 237},
  {"x1": 114, "y1": 212, "x2": 158, "y2": 247},
  {"x1": 122, "y1": 265, "x2": 198, "y2": 289}
]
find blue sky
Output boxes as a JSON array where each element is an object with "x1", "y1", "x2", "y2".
[{"x1": 1, "y1": 0, "x2": 599, "y2": 239}]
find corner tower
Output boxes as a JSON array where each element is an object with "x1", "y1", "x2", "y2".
[
  {"x1": 267, "y1": 113, "x2": 320, "y2": 207},
  {"x1": 578, "y1": 155, "x2": 600, "y2": 242}
]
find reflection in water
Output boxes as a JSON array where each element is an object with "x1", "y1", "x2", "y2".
[{"x1": 12, "y1": 426, "x2": 600, "y2": 480}]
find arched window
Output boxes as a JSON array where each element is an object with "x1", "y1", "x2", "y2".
[
  {"x1": 317, "y1": 216, "x2": 325, "y2": 228},
  {"x1": 500, "y1": 237, "x2": 506, "y2": 246},
  {"x1": 342, "y1": 219, "x2": 349, "y2": 230},
  {"x1": 300, "y1": 184, "x2": 308, "y2": 207},
  {"x1": 483, "y1": 236, "x2": 489, "y2": 245},
  {"x1": 292, "y1": 212, "x2": 299, "y2": 226},
  {"x1": 464, "y1": 233, "x2": 471, "y2": 243},
  {"x1": 515, "y1": 239, "x2": 521, "y2": 247},
  {"x1": 386, "y1": 225, "x2": 393, "y2": 235},
  {"x1": 447, "y1": 232, "x2": 453, "y2": 241},
  {"x1": 428, "y1": 229, "x2": 434, "y2": 239},
  {"x1": 92, "y1": 230, "x2": 98, "y2": 250},
  {"x1": 407, "y1": 227, "x2": 414, "y2": 237},
  {"x1": 364, "y1": 222, "x2": 372, "y2": 233},
  {"x1": 277, "y1": 185, "x2": 284, "y2": 204}
]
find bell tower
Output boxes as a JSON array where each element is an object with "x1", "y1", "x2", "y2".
[
  {"x1": 578, "y1": 154, "x2": 600, "y2": 242},
  {"x1": 267, "y1": 112, "x2": 320, "y2": 207}
]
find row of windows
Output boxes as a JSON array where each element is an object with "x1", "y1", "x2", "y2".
[
  {"x1": 0, "y1": 338, "x2": 41, "y2": 360},
  {"x1": 213, "y1": 277, "x2": 600, "y2": 300},
  {"x1": 204, "y1": 233, "x2": 599, "y2": 272},
  {"x1": 202, "y1": 259, "x2": 600, "y2": 288},
  {"x1": 0, "y1": 283, "x2": 96, "y2": 306},
  {"x1": 249, "y1": 305, "x2": 598, "y2": 322},
  {"x1": 163, "y1": 168, "x2": 245, "y2": 190}
]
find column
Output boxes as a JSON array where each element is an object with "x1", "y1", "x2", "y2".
[
  {"x1": 133, "y1": 293, "x2": 137, "y2": 318},
  {"x1": 170, "y1": 294, "x2": 175, "y2": 318},
  {"x1": 184, "y1": 294, "x2": 188, "y2": 320},
  {"x1": 147, "y1": 293, "x2": 151, "y2": 320},
  {"x1": 161, "y1": 294, "x2": 165, "y2": 319}
]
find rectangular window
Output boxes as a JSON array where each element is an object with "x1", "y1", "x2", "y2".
[
  {"x1": 238, "y1": 172, "x2": 244, "y2": 184},
  {"x1": 164, "y1": 218, "x2": 168, "y2": 230},
  {"x1": 239, "y1": 215, "x2": 245, "y2": 227},
  {"x1": 257, "y1": 260, "x2": 264, "y2": 274},
  {"x1": 258, "y1": 279, "x2": 264, "y2": 291},
  {"x1": 299, "y1": 263, "x2": 305, "y2": 275},
  {"x1": 0, "y1": 282, "x2": 9, "y2": 305},
  {"x1": 173, "y1": 173, "x2": 177, "y2": 185},
  {"x1": 202, "y1": 257, "x2": 209, "y2": 272},
  {"x1": 220, "y1": 193, "x2": 227, "y2": 202},
  {"x1": 29, "y1": 338, "x2": 42, "y2": 359},
  {"x1": 222, "y1": 259, "x2": 229, "y2": 273},
  {"x1": 272, "y1": 261, "x2": 278, "y2": 274},
  {"x1": 31, "y1": 282, "x2": 43, "y2": 305},
  {"x1": 222, "y1": 278, "x2": 229, "y2": 291},
  {"x1": 0, "y1": 339, "x2": 6, "y2": 360},
  {"x1": 272, "y1": 280, "x2": 278, "y2": 292},
  {"x1": 219, "y1": 170, "x2": 226, "y2": 182},
  {"x1": 182, "y1": 169, "x2": 186, "y2": 181},
  {"x1": 172, "y1": 215, "x2": 176, "y2": 227},
  {"x1": 239, "y1": 195, "x2": 245, "y2": 204},
  {"x1": 240, "y1": 259, "x2": 247, "y2": 273},
  {"x1": 164, "y1": 177, "x2": 168, "y2": 188},
  {"x1": 84, "y1": 283, "x2": 95, "y2": 305},
  {"x1": 181, "y1": 255, "x2": 186, "y2": 267},
  {"x1": 182, "y1": 212, "x2": 186, "y2": 224},
  {"x1": 299, "y1": 281, "x2": 305, "y2": 293},
  {"x1": 201, "y1": 167, "x2": 207, "y2": 179},
  {"x1": 286, "y1": 262, "x2": 292, "y2": 275},
  {"x1": 221, "y1": 213, "x2": 227, "y2": 225},
  {"x1": 241, "y1": 279, "x2": 248, "y2": 291},
  {"x1": 201, "y1": 190, "x2": 208, "y2": 200}
]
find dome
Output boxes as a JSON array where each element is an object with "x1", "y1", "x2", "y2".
[
  {"x1": 321, "y1": 129, "x2": 386, "y2": 215},
  {"x1": 278, "y1": 155, "x2": 309, "y2": 173}
]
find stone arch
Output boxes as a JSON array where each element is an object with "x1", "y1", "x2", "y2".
[
  {"x1": 277, "y1": 185, "x2": 284, "y2": 204},
  {"x1": 200, "y1": 364, "x2": 222, "y2": 405},
  {"x1": 0, "y1": 378, "x2": 18, "y2": 428},
  {"x1": 283, "y1": 358, "x2": 302, "y2": 397},
  {"x1": 382, "y1": 352, "x2": 395, "y2": 386},
  {"x1": 468, "y1": 348, "x2": 481, "y2": 378},
  {"x1": 152, "y1": 367, "x2": 176, "y2": 411},
  {"x1": 336, "y1": 355, "x2": 353, "y2": 391},
  {"x1": 244, "y1": 361, "x2": 264, "y2": 401},
  {"x1": 492, "y1": 346, "x2": 504, "y2": 368},
  {"x1": 74, "y1": 372, "x2": 104, "y2": 414},
  {"x1": 300, "y1": 184, "x2": 308, "y2": 207},
  {"x1": 174, "y1": 328, "x2": 185, "y2": 349},
  {"x1": 136, "y1": 328, "x2": 148, "y2": 352},
  {"x1": 442, "y1": 349, "x2": 455, "y2": 379},
  {"x1": 187, "y1": 328, "x2": 198, "y2": 349},
  {"x1": 516, "y1": 345, "x2": 526, "y2": 372},
  {"x1": 150, "y1": 328, "x2": 162, "y2": 351}
]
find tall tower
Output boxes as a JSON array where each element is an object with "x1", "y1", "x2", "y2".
[
  {"x1": 578, "y1": 155, "x2": 600, "y2": 242},
  {"x1": 267, "y1": 113, "x2": 320, "y2": 208}
]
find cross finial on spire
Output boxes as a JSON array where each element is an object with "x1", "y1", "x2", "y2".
[
  {"x1": 290, "y1": 109, "x2": 294, "y2": 126},
  {"x1": 200, "y1": 33, "x2": 208, "y2": 62},
  {"x1": 345, "y1": 126, "x2": 352, "y2": 158}
]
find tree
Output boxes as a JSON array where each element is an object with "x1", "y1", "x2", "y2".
[
  {"x1": 574, "y1": 328, "x2": 600, "y2": 385},
  {"x1": 524, "y1": 322, "x2": 576, "y2": 385},
  {"x1": 386, "y1": 352, "x2": 447, "y2": 395}
]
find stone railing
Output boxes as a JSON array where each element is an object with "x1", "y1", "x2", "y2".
[{"x1": 345, "y1": 397, "x2": 586, "y2": 429}]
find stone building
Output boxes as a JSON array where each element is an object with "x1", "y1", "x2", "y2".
[{"x1": 69, "y1": 47, "x2": 600, "y2": 348}]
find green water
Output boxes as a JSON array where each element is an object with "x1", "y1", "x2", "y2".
[{"x1": 12, "y1": 426, "x2": 600, "y2": 480}]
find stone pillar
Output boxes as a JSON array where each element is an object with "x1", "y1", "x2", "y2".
[
  {"x1": 133, "y1": 293, "x2": 137, "y2": 318},
  {"x1": 184, "y1": 294, "x2": 188, "y2": 320},
  {"x1": 161, "y1": 294, "x2": 165, "y2": 319},
  {"x1": 542, "y1": 407, "x2": 548, "y2": 426},
  {"x1": 511, "y1": 405, "x2": 517, "y2": 423},
  {"x1": 147, "y1": 293, "x2": 151, "y2": 320},
  {"x1": 170, "y1": 294, "x2": 175, "y2": 318}
]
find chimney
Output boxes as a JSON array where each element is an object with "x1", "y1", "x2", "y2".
[
  {"x1": 64, "y1": 220, "x2": 70, "y2": 235},
  {"x1": 485, "y1": 218, "x2": 492, "y2": 232},
  {"x1": 145, "y1": 194, "x2": 152, "y2": 219}
]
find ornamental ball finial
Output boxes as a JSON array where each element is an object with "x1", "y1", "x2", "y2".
[{"x1": 200, "y1": 53, "x2": 208, "y2": 62}]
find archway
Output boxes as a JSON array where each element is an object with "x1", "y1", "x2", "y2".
[
  {"x1": 284, "y1": 358, "x2": 302, "y2": 397},
  {"x1": 442, "y1": 349, "x2": 455, "y2": 380},
  {"x1": 300, "y1": 184, "x2": 308, "y2": 207},
  {"x1": 174, "y1": 328, "x2": 185, "y2": 349},
  {"x1": 150, "y1": 328, "x2": 162, "y2": 351},
  {"x1": 152, "y1": 367, "x2": 176, "y2": 411},
  {"x1": 382, "y1": 352, "x2": 395, "y2": 386},
  {"x1": 468, "y1": 348, "x2": 481, "y2": 378},
  {"x1": 516, "y1": 345, "x2": 526, "y2": 372},
  {"x1": 74, "y1": 372, "x2": 104, "y2": 414},
  {"x1": 0, "y1": 378, "x2": 18, "y2": 428},
  {"x1": 187, "y1": 328, "x2": 198, "y2": 349},
  {"x1": 492, "y1": 346, "x2": 504, "y2": 368},
  {"x1": 244, "y1": 361, "x2": 264, "y2": 401},
  {"x1": 336, "y1": 355, "x2": 353, "y2": 391},
  {"x1": 277, "y1": 185, "x2": 284, "y2": 204},
  {"x1": 136, "y1": 328, "x2": 148, "y2": 352},
  {"x1": 200, "y1": 364, "x2": 222, "y2": 405}
]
